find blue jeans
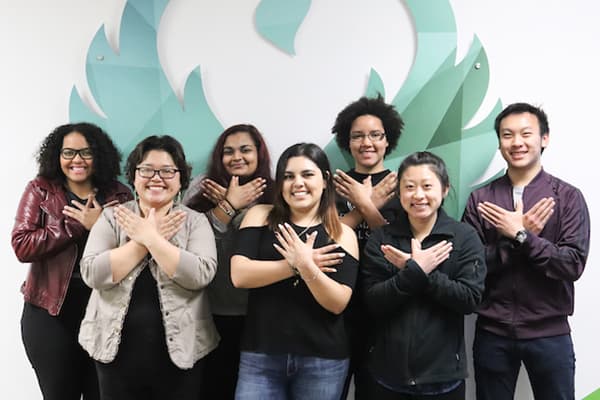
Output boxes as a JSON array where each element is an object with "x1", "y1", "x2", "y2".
[
  {"x1": 235, "y1": 351, "x2": 349, "y2": 400},
  {"x1": 473, "y1": 329, "x2": 575, "y2": 400}
]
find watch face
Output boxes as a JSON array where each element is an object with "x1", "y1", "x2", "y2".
[{"x1": 515, "y1": 230, "x2": 527, "y2": 244}]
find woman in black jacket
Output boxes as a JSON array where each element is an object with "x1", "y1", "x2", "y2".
[{"x1": 361, "y1": 151, "x2": 486, "y2": 399}]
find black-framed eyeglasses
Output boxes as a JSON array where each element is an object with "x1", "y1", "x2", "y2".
[
  {"x1": 60, "y1": 148, "x2": 93, "y2": 160},
  {"x1": 136, "y1": 167, "x2": 180, "y2": 179},
  {"x1": 349, "y1": 131, "x2": 386, "y2": 142}
]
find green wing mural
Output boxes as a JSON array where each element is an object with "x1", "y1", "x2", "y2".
[
  {"x1": 70, "y1": 0, "x2": 500, "y2": 217},
  {"x1": 69, "y1": 0, "x2": 223, "y2": 176},
  {"x1": 324, "y1": 0, "x2": 502, "y2": 218}
]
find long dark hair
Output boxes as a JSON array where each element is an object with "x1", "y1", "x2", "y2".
[
  {"x1": 36, "y1": 122, "x2": 122, "y2": 192},
  {"x1": 268, "y1": 143, "x2": 341, "y2": 241},
  {"x1": 187, "y1": 124, "x2": 274, "y2": 212}
]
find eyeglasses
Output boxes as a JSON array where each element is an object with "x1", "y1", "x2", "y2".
[
  {"x1": 136, "y1": 167, "x2": 180, "y2": 179},
  {"x1": 349, "y1": 131, "x2": 386, "y2": 142},
  {"x1": 60, "y1": 148, "x2": 93, "y2": 159}
]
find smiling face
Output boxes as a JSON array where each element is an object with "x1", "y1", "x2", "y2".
[
  {"x1": 498, "y1": 112, "x2": 549, "y2": 173},
  {"x1": 60, "y1": 131, "x2": 94, "y2": 189},
  {"x1": 281, "y1": 156, "x2": 325, "y2": 216},
  {"x1": 222, "y1": 131, "x2": 258, "y2": 177},
  {"x1": 349, "y1": 114, "x2": 389, "y2": 174},
  {"x1": 399, "y1": 164, "x2": 448, "y2": 226},
  {"x1": 134, "y1": 150, "x2": 181, "y2": 210}
]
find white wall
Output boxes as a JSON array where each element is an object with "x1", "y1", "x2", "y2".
[{"x1": 1, "y1": 1, "x2": 598, "y2": 398}]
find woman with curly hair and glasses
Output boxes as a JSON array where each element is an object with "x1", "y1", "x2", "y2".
[{"x1": 12, "y1": 122, "x2": 132, "y2": 400}]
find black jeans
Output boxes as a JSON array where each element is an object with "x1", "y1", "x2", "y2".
[
  {"x1": 473, "y1": 329, "x2": 575, "y2": 400},
  {"x1": 201, "y1": 314, "x2": 244, "y2": 399},
  {"x1": 21, "y1": 278, "x2": 99, "y2": 400}
]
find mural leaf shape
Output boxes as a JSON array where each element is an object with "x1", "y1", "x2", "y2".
[
  {"x1": 69, "y1": 0, "x2": 223, "y2": 176},
  {"x1": 324, "y1": 0, "x2": 502, "y2": 218},
  {"x1": 255, "y1": 0, "x2": 312, "y2": 55}
]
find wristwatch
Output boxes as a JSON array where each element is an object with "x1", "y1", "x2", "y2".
[{"x1": 514, "y1": 229, "x2": 528, "y2": 246}]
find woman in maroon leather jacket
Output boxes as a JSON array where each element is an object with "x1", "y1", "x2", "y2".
[{"x1": 11, "y1": 123, "x2": 132, "y2": 400}]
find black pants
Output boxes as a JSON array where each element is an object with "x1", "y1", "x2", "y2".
[
  {"x1": 94, "y1": 303, "x2": 204, "y2": 400},
  {"x1": 21, "y1": 278, "x2": 99, "y2": 400},
  {"x1": 201, "y1": 314, "x2": 245, "y2": 399},
  {"x1": 96, "y1": 357, "x2": 204, "y2": 400}
]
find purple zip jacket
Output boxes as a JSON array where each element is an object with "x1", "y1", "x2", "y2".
[{"x1": 462, "y1": 169, "x2": 590, "y2": 339}]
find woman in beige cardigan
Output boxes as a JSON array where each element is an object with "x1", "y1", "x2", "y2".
[{"x1": 79, "y1": 135, "x2": 218, "y2": 400}]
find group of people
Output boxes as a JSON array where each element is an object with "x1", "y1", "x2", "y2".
[{"x1": 12, "y1": 97, "x2": 590, "y2": 400}]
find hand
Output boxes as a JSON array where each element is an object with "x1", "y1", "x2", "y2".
[
  {"x1": 380, "y1": 243, "x2": 411, "y2": 270},
  {"x1": 478, "y1": 201, "x2": 525, "y2": 238},
  {"x1": 157, "y1": 210, "x2": 187, "y2": 240},
  {"x1": 202, "y1": 178, "x2": 227, "y2": 205},
  {"x1": 225, "y1": 176, "x2": 266, "y2": 210},
  {"x1": 312, "y1": 243, "x2": 344, "y2": 273},
  {"x1": 62, "y1": 193, "x2": 103, "y2": 230},
  {"x1": 273, "y1": 223, "x2": 317, "y2": 276},
  {"x1": 523, "y1": 197, "x2": 554, "y2": 235},
  {"x1": 114, "y1": 205, "x2": 160, "y2": 246},
  {"x1": 410, "y1": 238, "x2": 453, "y2": 275},
  {"x1": 334, "y1": 170, "x2": 373, "y2": 208},
  {"x1": 371, "y1": 172, "x2": 397, "y2": 209}
]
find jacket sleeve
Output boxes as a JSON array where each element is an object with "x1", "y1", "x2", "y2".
[
  {"x1": 171, "y1": 211, "x2": 218, "y2": 291},
  {"x1": 425, "y1": 226, "x2": 486, "y2": 314},
  {"x1": 461, "y1": 191, "x2": 512, "y2": 277},
  {"x1": 80, "y1": 208, "x2": 121, "y2": 290},
  {"x1": 361, "y1": 229, "x2": 429, "y2": 317},
  {"x1": 521, "y1": 187, "x2": 590, "y2": 282},
  {"x1": 12, "y1": 180, "x2": 86, "y2": 263}
]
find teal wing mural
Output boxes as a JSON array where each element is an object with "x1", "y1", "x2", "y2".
[
  {"x1": 70, "y1": 0, "x2": 499, "y2": 217},
  {"x1": 69, "y1": 0, "x2": 223, "y2": 176},
  {"x1": 324, "y1": 0, "x2": 502, "y2": 218},
  {"x1": 255, "y1": 0, "x2": 312, "y2": 56}
]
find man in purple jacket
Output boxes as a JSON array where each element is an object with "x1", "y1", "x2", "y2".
[{"x1": 462, "y1": 102, "x2": 590, "y2": 400}]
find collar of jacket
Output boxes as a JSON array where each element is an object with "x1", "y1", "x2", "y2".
[
  {"x1": 499, "y1": 167, "x2": 551, "y2": 188},
  {"x1": 387, "y1": 207, "x2": 456, "y2": 240}
]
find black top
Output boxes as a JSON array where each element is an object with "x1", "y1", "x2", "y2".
[
  {"x1": 335, "y1": 169, "x2": 401, "y2": 251},
  {"x1": 65, "y1": 190, "x2": 104, "y2": 278},
  {"x1": 234, "y1": 223, "x2": 358, "y2": 359}
]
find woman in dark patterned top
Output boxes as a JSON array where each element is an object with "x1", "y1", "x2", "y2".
[{"x1": 184, "y1": 124, "x2": 274, "y2": 399}]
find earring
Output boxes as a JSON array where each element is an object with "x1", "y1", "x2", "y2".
[
  {"x1": 176, "y1": 191, "x2": 182, "y2": 204},
  {"x1": 134, "y1": 191, "x2": 138, "y2": 203}
]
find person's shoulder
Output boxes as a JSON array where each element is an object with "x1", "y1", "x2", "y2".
[
  {"x1": 29, "y1": 176, "x2": 60, "y2": 192},
  {"x1": 105, "y1": 180, "x2": 132, "y2": 197},
  {"x1": 240, "y1": 204, "x2": 272, "y2": 228},
  {"x1": 544, "y1": 171, "x2": 581, "y2": 193},
  {"x1": 338, "y1": 223, "x2": 359, "y2": 259}
]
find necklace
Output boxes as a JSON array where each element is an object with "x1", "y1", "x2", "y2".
[
  {"x1": 289, "y1": 215, "x2": 318, "y2": 287},
  {"x1": 293, "y1": 215, "x2": 318, "y2": 238}
]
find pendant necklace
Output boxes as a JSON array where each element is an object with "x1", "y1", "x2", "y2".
[{"x1": 290, "y1": 215, "x2": 318, "y2": 287}]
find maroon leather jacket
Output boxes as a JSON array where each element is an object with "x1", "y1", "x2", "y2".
[{"x1": 12, "y1": 176, "x2": 132, "y2": 316}]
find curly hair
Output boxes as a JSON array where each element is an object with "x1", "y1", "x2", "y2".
[
  {"x1": 187, "y1": 124, "x2": 274, "y2": 213},
  {"x1": 124, "y1": 135, "x2": 192, "y2": 191},
  {"x1": 36, "y1": 122, "x2": 122, "y2": 191},
  {"x1": 331, "y1": 93, "x2": 404, "y2": 156}
]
